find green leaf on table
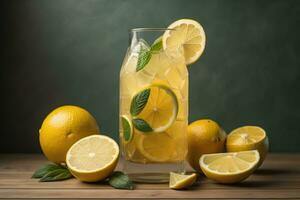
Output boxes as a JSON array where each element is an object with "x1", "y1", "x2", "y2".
[
  {"x1": 150, "y1": 36, "x2": 163, "y2": 52},
  {"x1": 40, "y1": 168, "x2": 72, "y2": 182},
  {"x1": 32, "y1": 164, "x2": 62, "y2": 178},
  {"x1": 130, "y1": 88, "x2": 150, "y2": 116},
  {"x1": 136, "y1": 49, "x2": 152, "y2": 72},
  {"x1": 132, "y1": 118, "x2": 153, "y2": 132},
  {"x1": 108, "y1": 171, "x2": 134, "y2": 190},
  {"x1": 32, "y1": 164, "x2": 73, "y2": 181}
]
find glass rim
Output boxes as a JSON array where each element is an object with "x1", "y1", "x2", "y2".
[{"x1": 130, "y1": 28, "x2": 174, "y2": 33}]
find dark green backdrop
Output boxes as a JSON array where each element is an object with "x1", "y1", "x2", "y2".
[{"x1": 1, "y1": 0, "x2": 299, "y2": 153}]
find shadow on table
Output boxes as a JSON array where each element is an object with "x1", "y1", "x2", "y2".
[
  {"x1": 230, "y1": 180, "x2": 278, "y2": 188},
  {"x1": 254, "y1": 168, "x2": 296, "y2": 175}
]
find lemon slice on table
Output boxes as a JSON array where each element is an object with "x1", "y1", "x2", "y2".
[
  {"x1": 169, "y1": 172, "x2": 197, "y2": 189},
  {"x1": 130, "y1": 84, "x2": 178, "y2": 133},
  {"x1": 200, "y1": 150, "x2": 259, "y2": 184},
  {"x1": 136, "y1": 131, "x2": 177, "y2": 162},
  {"x1": 163, "y1": 19, "x2": 206, "y2": 65},
  {"x1": 66, "y1": 135, "x2": 119, "y2": 182},
  {"x1": 121, "y1": 115, "x2": 134, "y2": 143},
  {"x1": 226, "y1": 126, "x2": 269, "y2": 168}
]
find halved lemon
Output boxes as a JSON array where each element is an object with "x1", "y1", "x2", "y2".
[
  {"x1": 226, "y1": 126, "x2": 269, "y2": 168},
  {"x1": 66, "y1": 135, "x2": 119, "y2": 182},
  {"x1": 163, "y1": 19, "x2": 206, "y2": 65},
  {"x1": 136, "y1": 131, "x2": 177, "y2": 162},
  {"x1": 200, "y1": 150, "x2": 259, "y2": 184},
  {"x1": 121, "y1": 115, "x2": 133, "y2": 143},
  {"x1": 130, "y1": 83, "x2": 178, "y2": 133},
  {"x1": 169, "y1": 172, "x2": 197, "y2": 189}
]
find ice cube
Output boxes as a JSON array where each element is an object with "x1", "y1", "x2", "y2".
[{"x1": 131, "y1": 39, "x2": 151, "y2": 54}]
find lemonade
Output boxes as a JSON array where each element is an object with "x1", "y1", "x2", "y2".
[{"x1": 119, "y1": 20, "x2": 205, "y2": 182}]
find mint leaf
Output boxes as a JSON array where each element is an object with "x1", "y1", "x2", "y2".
[
  {"x1": 130, "y1": 88, "x2": 150, "y2": 116},
  {"x1": 151, "y1": 36, "x2": 163, "y2": 51},
  {"x1": 132, "y1": 118, "x2": 153, "y2": 132},
  {"x1": 32, "y1": 164, "x2": 73, "y2": 181},
  {"x1": 136, "y1": 49, "x2": 152, "y2": 72},
  {"x1": 40, "y1": 168, "x2": 72, "y2": 182},
  {"x1": 32, "y1": 164, "x2": 63, "y2": 178},
  {"x1": 108, "y1": 171, "x2": 134, "y2": 190}
]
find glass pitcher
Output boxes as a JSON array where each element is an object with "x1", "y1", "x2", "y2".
[{"x1": 119, "y1": 28, "x2": 188, "y2": 183}]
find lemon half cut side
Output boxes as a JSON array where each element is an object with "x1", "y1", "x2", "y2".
[
  {"x1": 200, "y1": 150, "x2": 260, "y2": 184},
  {"x1": 66, "y1": 135, "x2": 119, "y2": 182}
]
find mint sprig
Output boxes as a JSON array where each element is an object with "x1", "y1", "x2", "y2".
[
  {"x1": 32, "y1": 164, "x2": 73, "y2": 182},
  {"x1": 132, "y1": 118, "x2": 153, "y2": 132},
  {"x1": 108, "y1": 171, "x2": 134, "y2": 190},
  {"x1": 136, "y1": 36, "x2": 163, "y2": 72},
  {"x1": 130, "y1": 88, "x2": 150, "y2": 116}
]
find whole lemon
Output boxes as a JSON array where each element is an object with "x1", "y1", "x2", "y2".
[
  {"x1": 39, "y1": 105, "x2": 100, "y2": 164},
  {"x1": 187, "y1": 119, "x2": 226, "y2": 172}
]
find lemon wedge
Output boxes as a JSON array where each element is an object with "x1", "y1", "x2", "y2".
[
  {"x1": 66, "y1": 135, "x2": 119, "y2": 182},
  {"x1": 200, "y1": 150, "x2": 259, "y2": 184},
  {"x1": 130, "y1": 84, "x2": 178, "y2": 133},
  {"x1": 169, "y1": 172, "x2": 197, "y2": 189},
  {"x1": 163, "y1": 19, "x2": 206, "y2": 65},
  {"x1": 226, "y1": 126, "x2": 269, "y2": 167}
]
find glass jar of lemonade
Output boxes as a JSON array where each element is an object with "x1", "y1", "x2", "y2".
[{"x1": 119, "y1": 20, "x2": 205, "y2": 183}]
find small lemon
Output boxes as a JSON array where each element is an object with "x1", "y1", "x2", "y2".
[
  {"x1": 226, "y1": 126, "x2": 269, "y2": 168},
  {"x1": 187, "y1": 119, "x2": 226, "y2": 172},
  {"x1": 39, "y1": 105, "x2": 100, "y2": 164}
]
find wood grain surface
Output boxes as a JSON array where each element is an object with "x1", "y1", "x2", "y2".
[{"x1": 0, "y1": 154, "x2": 299, "y2": 199}]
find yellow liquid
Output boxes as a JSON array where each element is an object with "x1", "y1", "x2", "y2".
[{"x1": 120, "y1": 48, "x2": 188, "y2": 164}]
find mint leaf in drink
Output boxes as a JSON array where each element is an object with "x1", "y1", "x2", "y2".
[
  {"x1": 136, "y1": 49, "x2": 152, "y2": 72},
  {"x1": 151, "y1": 36, "x2": 163, "y2": 51},
  {"x1": 130, "y1": 88, "x2": 150, "y2": 116},
  {"x1": 132, "y1": 118, "x2": 153, "y2": 132},
  {"x1": 32, "y1": 164, "x2": 73, "y2": 181},
  {"x1": 108, "y1": 171, "x2": 134, "y2": 190}
]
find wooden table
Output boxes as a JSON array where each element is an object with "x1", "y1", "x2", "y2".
[{"x1": 0, "y1": 154, "x2": 299, "y2": 199}]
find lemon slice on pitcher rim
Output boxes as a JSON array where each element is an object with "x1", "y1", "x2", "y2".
[
  {"x1": 200, "y1": 150, "x2": 259, "y2": 184},
  {"x1": 163, "y1": 19, "x2": 206, "y2": 65},
  {"x1": 66, "y1": 135, "x2": 119, "y2": 182},
  {"x1": 169, "y1": 172, "x2": 197, "y2": 189},
  {"x1": 130, "y1": 84, "x2": 178, "y2": 133}
]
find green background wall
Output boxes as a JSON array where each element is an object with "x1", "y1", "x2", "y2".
[{"x1": 1, "y1": 0, "x2": 299, "y2": 153}]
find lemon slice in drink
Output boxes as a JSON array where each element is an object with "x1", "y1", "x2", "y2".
[
  {"x1": 130, "y1": 84, "x2": 178, "y2": 133},
  {"x1": 121, "y1": 115, "x2": 134, "y2": 143},
  {"x1": 66, "y1": 135, "x2": 119, "y2": 182},
  {"x1": 226, "y1": 126, "x2": 269, "y2": 168},
  {"x1": 136, "y1": 131, "x2": 177, "y2": 162},
  {"x1": 163, "y1": 19, "x2": 206, "y2": 65},
  {"x1": 169, "y1": 172, "x2": 197, "y2": 189},
  {"x1": 200, "y1": 150, "x2": 259, "y2": 184}
]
